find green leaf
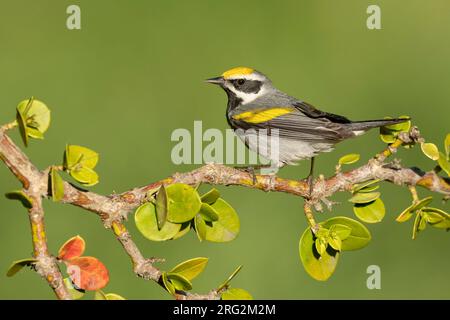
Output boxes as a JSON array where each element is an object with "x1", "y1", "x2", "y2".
[
  {"x1": 384, "y1": 116, "x2": 411, "y2": 132},
  {"x1": 94, "y1": 290, "x2": 107, "y2": 300},
  {"x1": 217, "y1": 265, "x2": 243, "y2": 291},
  {"x1": 445, "y1": 133, "x2": 450, "y2": 159},
  {"x1": 6, "y1": 258, "x2": 37, "y2": 277},
  {"x1": 50, "y1": 167, "x2": 65, "y2": 202},
  {"x1": 5, "y1": 190, "x2": 33, "y2": 209},
  {"x1": 64, "y1": 145, "x2": 99, "y2": 170},
  {"x1": 423, "y1": 212, "x2": 444, "y2": 224},
  {"x1": 429, "y1": 218, "x2": 450, "y2": 230},
  {"x1": 299, "y1": 228, "x2": 339, "y2": 281},
  {"x1": 15, "y1": 98, "x2": 51, "y2": 146},
  {"x1": 315, "y1": 237, "x2": 328, "y2": 256},
  {"x1": 201, "y1": 188, "x2": 221, "y2": 205},
  {"x1": 16, "y1": 98, "x2": 51, "y2": 137},
  {"x1": 329, "y1": 224, "x2": 352, "y2": 241},
  {"x1": 199, "y1": 202, "x2": 219, "y2": 222},
  {"x1": 378, "y1": 116, "x2": 411, "y2": 144},
  {"x1": 338, "y1": 153, "x2": 360, "y2": 165},
  {"x1": 64, "y1": 278, "x2": 85, "y2": 300},
  {"x1": 321, "y1": 217, "x2": 371, "y2": 251},
  {"x1": 410, "y1": 196, "x2": 433, "y2": 211},
  {"x1": 162, "y1": 272, "x2": 176, "y2": 295},
  {"x1": 167, "y1": 273, "x2": 193, "y2": 291},
  {"x1": 105, "y1": 293, "x2": 126, "y2": 300},
  {"x1": 421, "y1": 142, "x2": 440, "y2": 161},
  {"x1": 170, "y1": 257, "x2": 208, "y2": 281},
  {"x1": 396, "y1": 204, "x2": 415, "y2": 223},
  {"x1": 328, "y1": 235, "x2": 342, "y2": 251},
  {"x1": 166, "y1": 184, "x2": 202, "y2": 223},
  {"x1": 397, "y1": 196, "x2": 433, "y2": 224},
  {"x1": 418, "y1": 213, "x2": 427, "y2": 231},
  {"x1": 64, "y1": 145, "x2": 100, "y2": 187},
  {"x1": 438, "y1": 152, "x2": 450, "y2": 176},
  {"x1": 349, "y1": 192, "x2": 380, "y2": 204},
  {"x1": 194, "y1": 214, "x2": 207, "y2": 241},
  {"x1": 414, "y1": 206, "x2": 450, "y2": 234},
  {"x1": 353, "y1": 198, "x2": 386, "y2": 223},
  {"x1": 352, "y1": 180, "x2": 380, "y2": 193},
  {"x1": 26, "y1": 127, "x2": 44, "y2": 139},
  {"x1": 155, "y1": 185, "x2": 168, "y2": 230},
  {"x1": 134, "y1": 202, "x2": 181, "y2": 241},
  {"x1": 198, "y1": 198, "x2": 240, "y2": 243},
  {"x1": 171, "y1": 222, "x2": 191, "y2": 240},
  {"x1": 70, "y1": 166, "x2": 99, "y2": 186},
  {"x1": 380, "y1": 121, "x2": 398, "y2": 143},
  {"x1": 356, "y1": 185, "x2": 380, "y2": 193},
  {"x1": 422, "y1": 207, "x2": 450, "y2": 219},
  {"x1": 16, "y1": 107, "x2": 29, "y2": 146},
  {"x1": 221, "y1": 288, "x2": 253, "y2": 300},
  {"x1": 316, "y1": 227, "x2": 329, "y2": 238},
  {"x1": 412, "y1": 212, "x2": 421, "y2": 240},
  {"x1": 379, "y1": 128, "x2": 397, "y2": 144}
]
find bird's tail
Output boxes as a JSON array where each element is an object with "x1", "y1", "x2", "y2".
[{"x1": 349, "y1": 117, "x2": 410, "y2": 132}]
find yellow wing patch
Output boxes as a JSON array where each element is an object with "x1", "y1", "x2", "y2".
[
  {"x1": 232, "y1": 107, "x2": 295, "y2": 124},
  {"x1": 222, "y1": 67, "x2": 254, "y2": 79}
]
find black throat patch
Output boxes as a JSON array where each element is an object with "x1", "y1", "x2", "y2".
[
  {"x1": 224, "y1": 88, "x2": 242, "y2": 111},
  {"x1": 223, "y1": 88, "x2": 242, "y2": 129}
]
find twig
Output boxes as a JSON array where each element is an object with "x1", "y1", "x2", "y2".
[
  {"x1": 111, "y1": 221, "x2": 222, "y2": 299},
  {"x1": 29, "y1": 196, "x2": 71, "y2": 300},
  {"x1": 111, "y1": 221, "x2": 161, "y2": 281},
  {"x1": 409, "y1": 185, "x2": 420, "y2": 202},
  {"x1": 303, "y1": 202, "x2": 318, "y2": 232},
  {"x1": 0, "y1": 129, "x2": 70, "y2": 299},
  {"x1": 1, "y1": 125, "x2": 449, "y2": 300}
]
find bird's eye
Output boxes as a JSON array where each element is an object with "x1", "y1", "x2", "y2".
[{"x1": 237, "y1": 79, "x2": 246, "y2": 85}]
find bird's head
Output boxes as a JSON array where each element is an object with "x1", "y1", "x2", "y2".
[{"x1": 206, "y1": 67, "x2": 273, "y2": 104}]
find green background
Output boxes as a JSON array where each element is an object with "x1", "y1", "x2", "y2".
[{"x1": 0, "y1": 0, "x2": 449, "y2": 299}]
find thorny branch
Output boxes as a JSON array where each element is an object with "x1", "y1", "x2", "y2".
[{"x1": 0, "y1": 124, "x2": 449, "y2": 299}]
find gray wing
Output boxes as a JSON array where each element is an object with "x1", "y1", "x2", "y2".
[{"x1": 230, "y1": 95, "x2": 355, "y2": 143}]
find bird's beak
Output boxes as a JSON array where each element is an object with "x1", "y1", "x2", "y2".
[{"x1": 205, "y1": 76, "x2": 224, "y2": 85}]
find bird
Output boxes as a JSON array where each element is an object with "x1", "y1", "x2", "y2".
[{"x1": 206, "y1": 67, "x2": 409, "y2": 192}]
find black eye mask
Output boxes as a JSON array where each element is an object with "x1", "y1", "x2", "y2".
[{"x1": 232, "y1": 79, "x2": 263, "y2": 94}]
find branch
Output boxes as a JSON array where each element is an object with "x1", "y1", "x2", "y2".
[
  {"x1": 111, "y1": 221, "x2": 222, "y2": 300},
  {"x1": 0, "y1": 128, "x2": 70, "y2": 299},
  {"x1": 1, "y1": 124, "x2": 448, "y2": 300},
  {"x1": 111, "y1": 221, "x2": 161, "y2": 280},
  {"x1": 54, "y1": 129, "x2": 449, "y2": 227}
]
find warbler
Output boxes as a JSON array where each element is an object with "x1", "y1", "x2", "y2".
[{"x1": 206, "y1": 67, "x2": 408, "y2": 186}]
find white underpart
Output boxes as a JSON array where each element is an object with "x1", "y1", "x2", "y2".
[
  {"x1": 234, "y1": 129, "x2": 335, "y2": 168},
  {"x1": 352, "y1": 130, "x2": 365, "y2": 136}
]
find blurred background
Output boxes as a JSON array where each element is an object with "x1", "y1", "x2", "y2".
[{"x1": 0, "y1": 0, "x2": 449, "y2": 299}]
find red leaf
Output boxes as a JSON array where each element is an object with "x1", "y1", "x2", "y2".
[
  {"x1": 66, "y1": 256, "x2": 109, "y2": 291},
  {"x1": 58, "y1": 235, "x2": 86, "y2": 260}
]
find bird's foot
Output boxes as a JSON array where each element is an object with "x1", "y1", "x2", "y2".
[
  {"x1": 233, "y1": 165, "x2": 274, "y2": 185},
  {"x1": 307, "y1": 175, "x2": 314, "y2": 196},
  {"x1": 304, "y1": 174, "x2": 315, "y2": 199}
]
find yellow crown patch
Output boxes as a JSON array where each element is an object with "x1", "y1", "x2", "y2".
[{"x1": 222, "y1": 67, "x2": 254, "y2": 79}]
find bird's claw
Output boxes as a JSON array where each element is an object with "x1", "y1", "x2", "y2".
[{"x1": 234, "y1": 165, "x2": 257, "y2": 185}]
